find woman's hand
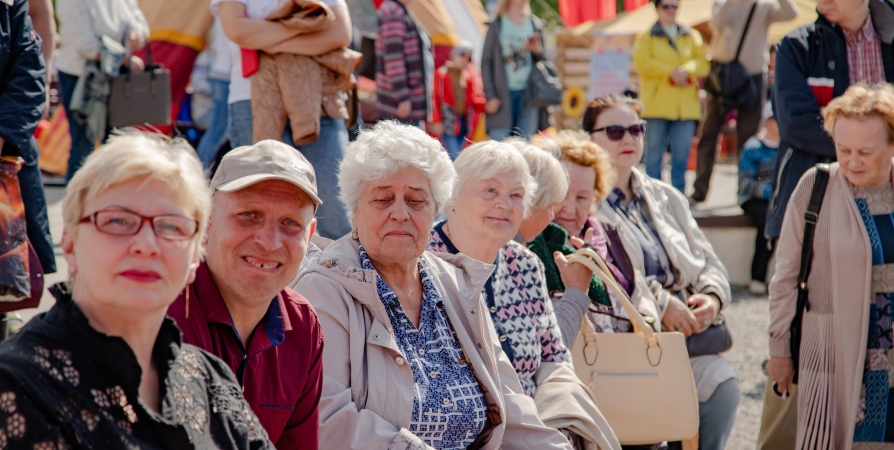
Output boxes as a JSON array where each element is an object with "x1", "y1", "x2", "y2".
[
  {"x1": 553, "y1": 251, "x2": 593, "y2": 293},
  {"x1": 128, "y1": 56, "x2": 145, "y2": 73},
  {"x1": 396, "y1": 100, "x2": 412, "y2": 119},
  {"x1": 128, "y1": 29, "x2": 147, "y2": 51},
  {"x1": 525, "y1": 34, "x2": 543, "y2": 55},
  {"x1": 485, "y1": 98, "x2": 501, "y2": 114},
  {"x1": 568, "y1": 228, "x2": 594, "y2": 250},
  {"x1": 661, "y1": 296, "x2": 698, "y2": 337},
  {"x1": 670, "y1": 67, "x2": 689, "y2": 86},
  {"x1": 429, "y1": 122, "x2": 444, "y2": 137},
  {"x1": 688, "y1": 293, "x2": 720, "y2": 334},
  {"x1": 768, "y1": 356, "x2": 795, "y2": 396}
]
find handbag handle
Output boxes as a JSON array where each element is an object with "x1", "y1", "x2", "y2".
[{"x1": 568, "y1": 248, "x2": 663, "y2": 366}]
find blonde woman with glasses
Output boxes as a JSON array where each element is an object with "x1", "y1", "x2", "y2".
[{"x1": 0, "y1": 133, "x2": 273, "y2": 448}]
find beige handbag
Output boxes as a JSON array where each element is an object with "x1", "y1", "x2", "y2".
[{"x1": 568, "y1": 248, "x2": 699, "y2": 445}]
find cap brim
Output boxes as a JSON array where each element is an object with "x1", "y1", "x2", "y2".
[{"x1": 214, "y1": 174, "x2": 323, "y2": 206}]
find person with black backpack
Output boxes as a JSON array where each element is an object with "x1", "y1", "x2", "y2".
[
  {"x1": 768, "y1": 84, "x2": 894, "y2": 449},
  {"x1": 689, "y1": 0, "x2": 796, "y2": 205}
]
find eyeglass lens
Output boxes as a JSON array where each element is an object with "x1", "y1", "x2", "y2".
[
  {"x1": 93, "y1": 210, "x2": 198, "y2": 240},
  {"x1": 604, "y1": 124, "x2": 645, "y2": 141}
]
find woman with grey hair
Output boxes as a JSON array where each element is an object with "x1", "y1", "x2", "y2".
[
  {"x1": 294, "y1": 121, "x2": 572, "y2": 450},
  {"x1": 427, "y1": 140, "x2": 620, "y2": 450}
]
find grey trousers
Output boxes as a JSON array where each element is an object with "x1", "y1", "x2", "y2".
[{"x1": 699, "y1": 378, "x2": 741, "y2": 450}]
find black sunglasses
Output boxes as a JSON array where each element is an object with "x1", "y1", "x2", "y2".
[
  {"x1": 659, "y1": 2, "x2": 679, "y2": 9},
  {"x1": 590, "y1": 123, "x2": 646, "y2": 141}
]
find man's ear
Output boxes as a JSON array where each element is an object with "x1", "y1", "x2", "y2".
[
  {"x1": 61, "y1": 227, "x2": 77, "y2": 277},
  {"x1": 308, "y1": 218, "x2": 317, "y2": 241}
]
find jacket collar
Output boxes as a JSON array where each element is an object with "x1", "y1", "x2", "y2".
[
  {"x1": 649, "y1": 21, "x2": 693, "y2": 38},
  {"x1": 304, "y1": 234, "x2": 494, "y2": 330},
  {"x1": 817, "y1": 0, "x2": 894, "y2": 44},
  {"x1": 192, "y1": 263, "x2": 290, "y2": 348}
]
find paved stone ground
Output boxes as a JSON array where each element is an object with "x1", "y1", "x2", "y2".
[
  {"x1": 23, "y1": 166, "x2": 770, "y2": 449},
  {"x1": 725, "y1": 287, "x2": 771, "y2": 450}
]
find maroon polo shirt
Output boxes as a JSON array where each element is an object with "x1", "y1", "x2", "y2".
[{"x1": 167, "y1": 262, "x2": 323, "y2": 449}]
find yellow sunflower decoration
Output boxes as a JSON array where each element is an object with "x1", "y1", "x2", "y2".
[{"x1": 562, "y1": 86, "x2": 586, "y2": 118}]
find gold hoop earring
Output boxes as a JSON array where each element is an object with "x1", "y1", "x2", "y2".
[
  {"x1": 185, "y1": 284, "x2": 190, "y2": 319},
  {"x1": 351, "y1": 229, "x2": 359, "y2": 240}
]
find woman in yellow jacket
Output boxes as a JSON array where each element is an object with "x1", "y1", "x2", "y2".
[{"x1": 632, "y1": 0, "x2": 709, "y2": 193}]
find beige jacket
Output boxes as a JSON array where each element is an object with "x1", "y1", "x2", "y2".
[
  {"x1": 293, "y1": 236, "x2": 573, "y2": 450},
  {"x1": 596, "y1": 169, "x2": 735, "y2": 402},
  {"x1": 534, "y1": 364, "x2": 621, "y2": 450},
  {"x1": 768, "y1": 164, "x2": 891, "y2": 450},
  {"x1": 709, "y1": 0, "x2": 798, "y2": 75},
  {"x1": 252, "y1": 0, "x2": 361, "y2": 144}
]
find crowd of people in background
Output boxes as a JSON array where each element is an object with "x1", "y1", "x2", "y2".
[{"x1": 4, "y1": 0, "x2": 894, "y2": 447}]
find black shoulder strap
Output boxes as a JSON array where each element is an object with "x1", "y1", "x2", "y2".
[
  {"x1": 796, "y1": 164, "x2": 831, "y2": 296},
  {"x1": 734, "y1": 2, "x2": 758, "y2": 62}
]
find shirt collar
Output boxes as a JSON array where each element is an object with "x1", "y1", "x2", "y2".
[
  {"x1": 845, "y1": 15, "x2": 877, "y2": 43},
  {"x1": 193, "y1": 262, "x2": 290, "y2": 347}
]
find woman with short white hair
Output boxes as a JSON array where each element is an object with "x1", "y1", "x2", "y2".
[
  {"x1": 295, "y1": 121, "x2": 572, "y2": 450},
  {"x1": 428, "y1": 141, "x2": 620, "y2": 450},
  {"x1": 0, "y1": 132, "x2": 273, "y2": 447}
]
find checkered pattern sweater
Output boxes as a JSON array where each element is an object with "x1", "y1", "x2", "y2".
[{"x1": 428, "y1": 223, "x2": 570, "y2": 397}]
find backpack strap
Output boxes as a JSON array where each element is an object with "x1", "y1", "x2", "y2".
[{"x1": 734, "y1": 2, "x2": 758, "y2": 62}]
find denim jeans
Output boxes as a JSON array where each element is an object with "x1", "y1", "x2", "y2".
[
  {"x1": 227, "y1": 100, "x2": 253, "y2": 149},
  {"x1": 699, "y1": 378, "x2": 740, "y2": 450},
  {"x1": 196, "y1": 79, "x2": 230, "y2": 169},
  {"x1": 442, "y1": 118, "x2": 468, "y2": 160},
  {"x1": 487, "y1": 89, "x2": 539, "y2": 140},
  {"x1": 225, "y1": 100, "x2": 351, "y2": 239},
  {"x1": 643, "y1": 118, "x2": 696, "y2": 193},
  {"x1": 58, "y1": 71, "x2": 96, "y2": 182}
]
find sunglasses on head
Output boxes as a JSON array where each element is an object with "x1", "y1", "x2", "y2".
[
  {"x1": 659, "y1": 2, "x2": 679, "y2": 10},
  {"x1": 590, "y1": 123, "x2": 646, "y2": 141}
]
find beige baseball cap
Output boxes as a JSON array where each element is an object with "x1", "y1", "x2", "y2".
[{"x1": 209, "y1": 140, "x2": 322, "y2": 208}]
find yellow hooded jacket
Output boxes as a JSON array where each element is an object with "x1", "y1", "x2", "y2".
[{"x1": 633, "y1": 22, "x2": 709, "y2": 121}]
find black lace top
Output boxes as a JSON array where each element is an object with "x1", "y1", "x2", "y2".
[{"x1": 0, "y1": 283, "x2": 274, "y2": 449}]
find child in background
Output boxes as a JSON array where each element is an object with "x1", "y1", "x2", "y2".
[
  {"x1": 738, "y1": 102, "x2": 779, "y2": 295},
  {"x1": 430, "y1": 41, "x2": 485, "y2": 160}
]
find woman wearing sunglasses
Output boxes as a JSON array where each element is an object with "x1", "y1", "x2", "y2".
[
  {"x1": 585, "y1": 94, "x2": 740, "y2": 450},
  {"x1": 631, "y1": 0, "x2": 709, "y2": 192},
  {"x1": 0, "y1": 133, "x2": 273, "y2": 448}
]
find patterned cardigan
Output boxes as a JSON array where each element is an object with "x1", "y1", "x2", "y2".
[{"x1": 428, "y1": 223, "x2": 571, "y2": 397}]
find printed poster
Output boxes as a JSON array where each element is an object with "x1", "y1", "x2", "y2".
[{"x1": 589, "y1": 33, "x2": 635, "y2": 101}]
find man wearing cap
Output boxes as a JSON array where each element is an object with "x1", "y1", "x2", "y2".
[{"x1": 168, "y1": 140, "x2": 323, "y2": 449}]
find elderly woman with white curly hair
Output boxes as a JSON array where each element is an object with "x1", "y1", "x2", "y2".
[
  {"x1": 427, "y1": 141, "x2": 620, "y2": 450},
  {"x1": 293, "y1": 121, "x2": 572, "y2": 450}
]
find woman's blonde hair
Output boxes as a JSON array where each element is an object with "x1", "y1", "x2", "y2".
[
  {"x1": 823, "y1": 84, "x2": 894, "y2": 143},
  {"x1": 551, "y1": 130, "x2": 616, "y2": 202},
  {"x1": 506, "y1": 138, "x2": 569, "y2": 211},
  {"x1": 62, "y1": 131, "x2": 211, "y2": 259},
  {"x1": 494, "y1": 0, "x2": 531, "y2": 18}
]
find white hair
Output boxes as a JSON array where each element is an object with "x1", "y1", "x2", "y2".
[
  {"x1": 507, "y1": 138, "x2": 570, "y2": 211},
  {"x1": 338, "y1": 121, "x2": 456, "y2": 224},
  {"x1": 450, "y1": 140, "x2": 537, "y2": 215}
]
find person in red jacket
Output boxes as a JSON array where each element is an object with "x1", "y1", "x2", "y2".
[{"x1": 430, "y1": 41, "x2": 486, "y2": 160}]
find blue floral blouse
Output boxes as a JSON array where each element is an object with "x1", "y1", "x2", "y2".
[{"x1": 358, "y1": 245, "x2": 488, "y2": 449}]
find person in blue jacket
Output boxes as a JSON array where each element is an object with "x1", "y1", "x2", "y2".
[
  {"x1": 767, "y1": 0, "x2": 894, "y2": 241},
  {"x1": 0, "y1": 0, "x2": 55, "y2": 275},
  {"x1": 739, "y1": 103, "x2": 778, "y2": 295}
]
